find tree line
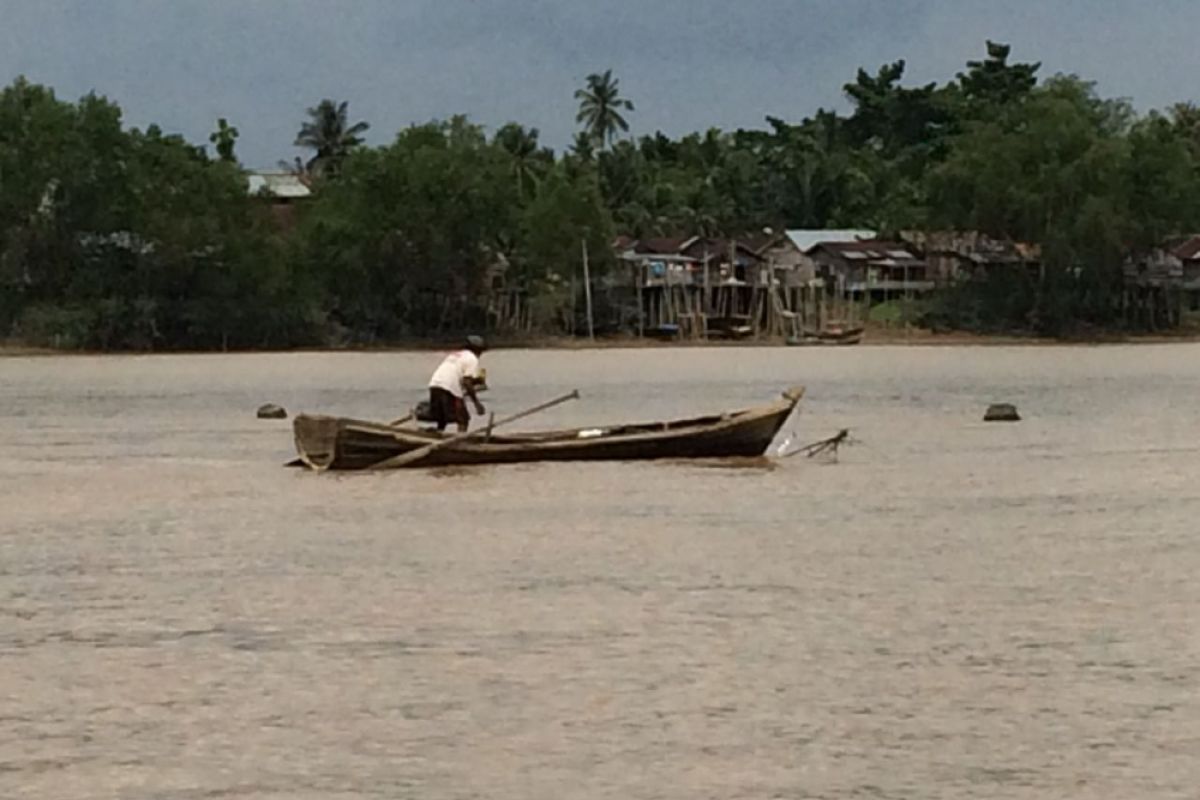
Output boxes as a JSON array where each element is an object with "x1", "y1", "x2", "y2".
[{"x1": 3, "y1": 41, "x2": 1200, "y2": 349}]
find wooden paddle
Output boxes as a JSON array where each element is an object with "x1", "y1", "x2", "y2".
[{"x1": 366, "y1": 389, "x2": 580, "y2": 470}]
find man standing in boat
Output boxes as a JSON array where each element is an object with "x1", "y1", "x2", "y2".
[{"x1": 427, "y1": 335, "x2": 487, "y2": 433}]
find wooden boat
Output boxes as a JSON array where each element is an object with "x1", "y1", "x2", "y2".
[
  {"x1": 786, "y1": 332, "x2": 863, "y2": 346},
  {"x1": 787, "y1": 325, "x2": 864, "y2": 346},
  {"x1": 292, "y1": 387, "x2": 804, "y2": 471}
]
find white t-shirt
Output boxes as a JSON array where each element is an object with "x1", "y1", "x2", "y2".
[{"x1": 428, "y1": 350, "x2": 481, "y2": 398}]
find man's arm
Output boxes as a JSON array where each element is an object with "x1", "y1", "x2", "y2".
[{"x1": 463, "y1": 378, "x2": 485, "y2": 415}]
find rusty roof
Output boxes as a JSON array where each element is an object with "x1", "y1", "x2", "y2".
[
  {"x1": 1170, "y1": 235, "x2": 1200, "y2": 261},
  {"x1": 635, "y1": 237, "x2": 692, "y2": 255},
  {"x1": 900, "y1": 230, "x2": 1041, "y2": 263},
  {"x1": 680, "y1": 237, "x2": 764, "y2": 262}
]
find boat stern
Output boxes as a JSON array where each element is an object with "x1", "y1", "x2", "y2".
[{"x1": 292, "y1": 414, "x2": 340, "y2": 471}]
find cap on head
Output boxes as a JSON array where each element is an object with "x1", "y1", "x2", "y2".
[{"x1": 465, "y1": 334, "x2": 487, "y2": 354}]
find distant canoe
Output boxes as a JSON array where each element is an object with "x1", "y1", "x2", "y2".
[
  {"x1": 786, "y1": 334, "x2": 862, "y2": 346},
  {"x1": 787, "y1": 326, "x2": 864, "y2": 346},
  {"x1": 291, "y1": 387, "x2": 804, "y2": 471}
]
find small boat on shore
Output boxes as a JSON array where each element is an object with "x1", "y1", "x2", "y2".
[
  {"x1": 291, "y1": 387, "x2": 804, "y2": 471},
  {"x1": 786, "y1": 325, "x2": 864, "y2": 347}
]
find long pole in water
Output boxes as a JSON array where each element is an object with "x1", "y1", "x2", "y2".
[{"x1": 582, "y1": 238, "x2": 595, "y2": 341}]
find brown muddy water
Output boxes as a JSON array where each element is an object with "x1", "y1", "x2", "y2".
[{"x1": 1, "y1": 346, "x2": 1199, "y2": 799}]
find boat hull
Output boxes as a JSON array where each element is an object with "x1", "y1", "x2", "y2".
[
  {"x1": 786, "y1": 333, "x2": 862, "y2": 346},
  {"x1": 292, "y1": 389, "x2": 802, "y2": 471}
]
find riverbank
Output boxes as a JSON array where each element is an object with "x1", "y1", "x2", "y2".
[{"x1": 6, "y1": 324, "x2": 1200, "y2": 356}]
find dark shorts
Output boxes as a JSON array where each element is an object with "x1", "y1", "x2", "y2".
[{"x1": 429, "y1": 387, "x2": 468, "y2": 431}]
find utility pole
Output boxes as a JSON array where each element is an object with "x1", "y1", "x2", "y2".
[{"x1": 582, "y1": 238, "x2": 595, "y2": 341}]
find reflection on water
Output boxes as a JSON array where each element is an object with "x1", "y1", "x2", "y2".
[{"x1": 1, "y1": 346, "x2": 1199, "y2": 799}]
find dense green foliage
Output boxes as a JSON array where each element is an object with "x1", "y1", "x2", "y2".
[
  {"x1": 4, "y1": 42, "x2": 1200, "y2": 349},
  {"x1": 0, "y1": 79, "x2": 317, "y2": 349}
]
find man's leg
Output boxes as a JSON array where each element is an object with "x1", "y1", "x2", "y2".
[
  {"x1": 454, "y1": 397, "x2": 469, "y2": 433},
  {"x1": 431, "y1": 388, "x2": 449, "y2": 432}
]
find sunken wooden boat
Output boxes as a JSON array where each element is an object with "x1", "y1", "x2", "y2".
[{"x1": 292, "y1": 386, "x2": 804, "y2": 471}]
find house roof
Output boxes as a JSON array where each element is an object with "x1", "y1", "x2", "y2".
[
  {"x1": 634, "y1": 237, "x2": 692, "y2": 255},
  {"x1": 620, "y1": 252, "x2": 698, "y2": 264},
  {"x1": 900, "y1": 230, "x2": 1038, "y2": 264},
  {"x1": 739, "y1": 232, "x2": 777, "y2": 254},
  {"x1": 785, "y1": 229, "x2": 876, "y2": 254},
  {"x1": 623, "y1": 235, "x2": 766, "y2": 263},
  {"x1": 613, "y1": 234, "x2": 638, "y2": 253},
  {"x1": 246, "y1": 170, "x2": 312, "y2": 199},
  {"x1": 812, "y1": 240, "x2": 923, "y2": 265},
  {"x1": 1171, "y1": 235, "x2": 1200, "y2": 261},
  {"x1": 679, "y1": 237, "x2": 763, "y2": 262}
]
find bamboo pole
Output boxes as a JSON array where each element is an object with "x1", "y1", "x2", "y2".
[
  {"x1": 636, "y1": 275, "x2": 644, "y2": 338},
  {"x1": 703, "y1": 247, "x2": 711, "y2": 334},
  {"x1": 581, "y1": 239, "x2": 595, "y2": 341}
]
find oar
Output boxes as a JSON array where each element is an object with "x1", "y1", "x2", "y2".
[{"x1": 367, "y1": 389, "x2": 580, "y2": 470}]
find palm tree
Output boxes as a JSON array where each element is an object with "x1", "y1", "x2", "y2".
[
  {"x1": 277, "y1": 156, "x2": 309, "y2": 178},
  {"x1": 574, "y1": 69, "x2": 634, "y2": 151},
  {"x1": 208, "y1": 118, "x2": 239, "y2": 163},
  {"x1": 569, "y1": 131, "x2": 596, "y2": 161},
  {"x1": 494, "y1": 123, "x2": 547, "y2": 201},
  {"x1": 294, "y1": 99, "x2": 370, "y2": 178}
]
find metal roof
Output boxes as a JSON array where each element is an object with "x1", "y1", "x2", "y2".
[
  {"x1": 620, "y1": 252, "x2": 697, "y2": 264},
  {"x1": 813, "y1": 240, "x2": 924, "y2": 266},
  {"x1": 246, "y1": 171, "x2": 312, "y2": 199},
  {"x1": 785, "y1": 229, "x2": 876, "y2": 254}
]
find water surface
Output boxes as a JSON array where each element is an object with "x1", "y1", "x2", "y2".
[{"x1": 2, "y1": 346, "x2": 1198, "y2": 799}]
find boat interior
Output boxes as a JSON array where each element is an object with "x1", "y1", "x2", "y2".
[{"x1": 343, "y1": 408, "x2": 763, "y2": 445}]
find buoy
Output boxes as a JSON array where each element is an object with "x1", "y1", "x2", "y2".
[
  {"x1": 257, "y1": 403, "x2": 287, "y2": 420},
  {"x1": 984, "y1": 403, "x2": 1020, "y2": 422}
]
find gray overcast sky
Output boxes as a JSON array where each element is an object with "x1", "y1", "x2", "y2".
[{"x1": 2, "y1": 0, "x2": 1198, "y2": 168}]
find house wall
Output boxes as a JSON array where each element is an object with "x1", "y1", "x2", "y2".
[
  {"x1": 762, "y1": 242, "x2": 817, "y2": 285},
  {"x1": 812, "y1": 253, "x2": 866, "y2": 287},
  {"x1": 264, "y1": 202, "x2": 301, "y2": 232},
  {"x1": 1183, "y1": 260, "x2": 1200, "y2": 288}
]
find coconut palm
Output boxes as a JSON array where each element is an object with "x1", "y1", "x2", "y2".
[
  {"x1": 569, "y1": 131, "x2": 596, "y2": 161},
  {"x1": 277, "y1": 156, "x2": 308, "y2": 177},
  {"x1": 294, "y1": 99, "x2": 370, "y2": 177},
  {"x1": 574, "y1": 69, "x2": 634, "y2": 150},
  {"x1": 494, "y1": 123, "x2": 547, "y2": 201},
  {"x1": 208, "y1": 118, "x2": 239, "y2": 163}
]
